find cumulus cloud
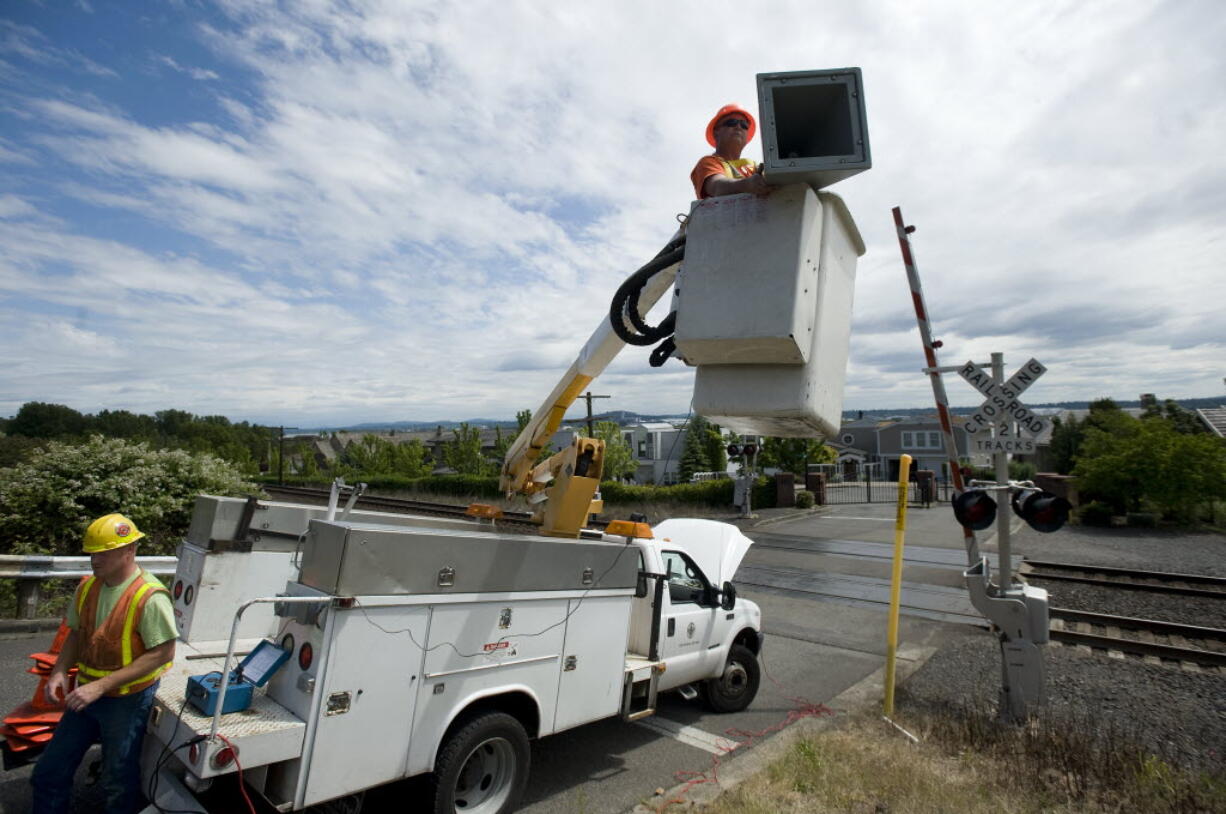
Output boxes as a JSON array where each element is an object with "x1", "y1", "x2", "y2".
[{"x1": 0, "y1": 0, "x2": 1222, "y2": 425}]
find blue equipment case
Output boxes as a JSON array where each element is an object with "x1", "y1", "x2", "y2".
[{"x1": 186, "y1": 639, "x2": 290, "y2": 716}]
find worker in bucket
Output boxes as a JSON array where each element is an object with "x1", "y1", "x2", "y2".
[
  {"x1": 31, "y1": 513, "x2": 177, "y2": 814},
  {"x1": 690, "y1": 103, "x2": 770, "y2": 199}
]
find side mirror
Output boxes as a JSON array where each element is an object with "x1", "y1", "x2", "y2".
[
  {"x1": 719, "y1": 581, "x2": 737, "y2": 611},
  {"x1": 635, "y1": 572, "x2": 649, "y2": 598}
]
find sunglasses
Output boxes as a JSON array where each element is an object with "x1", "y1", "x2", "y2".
[{"x1": 719, "y1": 119, "x2": 750, "y2": 130}]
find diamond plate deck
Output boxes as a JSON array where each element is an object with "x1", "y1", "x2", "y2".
[{"x1": 150, "y1": 639, "x2": 306, "y2": 777}]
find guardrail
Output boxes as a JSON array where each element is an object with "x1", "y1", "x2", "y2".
[{"x1": 0, "y1": 555, "x2": 178, "y2": 620}]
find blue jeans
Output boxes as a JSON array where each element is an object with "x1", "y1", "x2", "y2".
[{"x1": 30, "y1": 682, "x2": 157, "y2": 814}]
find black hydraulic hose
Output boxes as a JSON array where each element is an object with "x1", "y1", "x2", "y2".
[{"x1": 609, "y1": 237, "x2": 686, "y2": 346}]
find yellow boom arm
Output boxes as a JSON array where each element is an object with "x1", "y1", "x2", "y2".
[{"x1": 499, "y1": 255, "x2": 681, "y2": 536}]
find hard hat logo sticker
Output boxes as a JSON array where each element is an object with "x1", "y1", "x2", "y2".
[{"x1": 115, "y1": 523, "x2": 131, "y2": 537}]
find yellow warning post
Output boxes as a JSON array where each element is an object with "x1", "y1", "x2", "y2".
[{"x1": 883, "y1": 453, "x2": 912, "y2": 717}]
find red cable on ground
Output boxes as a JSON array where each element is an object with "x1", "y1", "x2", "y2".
[
  {"x1": 654, "y1": 654, "x2": 834, "y2": 812},
  {"x1": 214, "y1": 734, "x2": 257, "y2": 814}
]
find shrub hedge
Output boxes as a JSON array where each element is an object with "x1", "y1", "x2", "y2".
[
  {"x1": 1076, "y1": 500, "x2": 1114, "y2": 527},
  {"x1": 260, "y1": 474, "x2": 775, "y2": 508}
]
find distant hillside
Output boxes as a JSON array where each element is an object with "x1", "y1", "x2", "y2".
[
  {"x1": 842, "y1": 396, "x2": 1223, "y2": 421},
  {"x1": 293, "y1": 397, "x2": 1222, "y2": 434}
]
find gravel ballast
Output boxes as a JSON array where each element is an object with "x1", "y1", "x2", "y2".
[{"x1": 901, "y1": 524, "x2": 1226, "y2": 775}]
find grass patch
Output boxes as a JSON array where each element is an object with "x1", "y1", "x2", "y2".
[{"x1": 699, "y1": 706, "x2": 1226, "y2": 814}]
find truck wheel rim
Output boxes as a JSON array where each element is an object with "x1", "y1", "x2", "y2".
[
  {"x1": 720, "y1": 662, "x2": 748, "y2": 696},
  {"x1": 454, "y1": 736, "x2": 516, "y2": 813}
]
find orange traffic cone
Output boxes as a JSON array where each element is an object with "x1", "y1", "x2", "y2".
[{"x1": 1, "y1": 619, "x2": 76, "y2": 767}]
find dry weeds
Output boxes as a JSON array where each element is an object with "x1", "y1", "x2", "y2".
[{"x1": 699, "y1": 707, "x2": 1226, "y2": 814}]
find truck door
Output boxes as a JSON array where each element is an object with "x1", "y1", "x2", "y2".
[{"x1": 658, "y1": 549, "x2": 721, "y2": 685}]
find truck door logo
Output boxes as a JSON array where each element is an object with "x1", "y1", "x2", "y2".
[{"x1": 686, "y1": 622, "x2": 696, "y2": 639}]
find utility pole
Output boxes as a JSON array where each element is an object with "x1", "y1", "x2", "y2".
[
  {"x1": 278, "y1": 426, "x2": 285, "y2": 485},
  {"x1": 581, "y1": 391, "x2": 610, "y2": 436}
]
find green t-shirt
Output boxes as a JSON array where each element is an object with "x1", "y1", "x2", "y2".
[{"x1": 68, "y1": 569, "x2": 179, "y2": 650}]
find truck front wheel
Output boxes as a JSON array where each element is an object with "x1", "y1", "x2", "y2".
[
  {"x1": 704, "y1": 644, "x2": 761, "y2": 713},
  {"x1": 432, "y1": 711, "x2": 530, "y2": 814}
]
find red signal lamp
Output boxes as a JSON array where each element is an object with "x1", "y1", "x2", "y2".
[
  {"x1": 952, "y1": 489, "x2": 997, "y2": 531},
  {"x1": 1012, "y1": 489, "x2": 1071, "y2": 533}
]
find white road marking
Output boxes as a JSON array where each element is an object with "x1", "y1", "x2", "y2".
[
  {"x1": 820, "y1": 516, "x2": 894, "y2": 522},
  {"x1": 634, "y1": 715, "x2": 740, "y2": 755}
]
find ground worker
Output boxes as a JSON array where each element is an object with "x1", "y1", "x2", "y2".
[
  {"x1": 690, "y1": 103, "x2": 770, "y2": 199},
  {"x1": 31, "y1": 513, "x2": 177, "y2": 814}
]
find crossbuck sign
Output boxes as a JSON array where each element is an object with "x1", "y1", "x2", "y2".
[{"x1": 958, "y1": 358, "x2": 1047, "y2": 454}]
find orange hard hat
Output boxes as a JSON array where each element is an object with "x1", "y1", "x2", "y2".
[{"x1": 705, "y1": 104, "x2": 757, "y2": 147}]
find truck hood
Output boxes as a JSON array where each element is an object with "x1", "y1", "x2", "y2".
[{"x1": 652, "y1": 518, "x2": 754, "y2": 586}]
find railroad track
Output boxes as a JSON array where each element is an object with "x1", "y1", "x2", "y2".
[
  {"x1": 1047, "y1": 606, "x2": 1226, "y2": 674},
  {"x1": 1020, "y1": 558, "x2": 1226, "y2": 599}
]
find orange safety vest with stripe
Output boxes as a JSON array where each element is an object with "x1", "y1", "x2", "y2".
[{"x1": 74, "y1": 570, "x2": 172, "y2": 696}]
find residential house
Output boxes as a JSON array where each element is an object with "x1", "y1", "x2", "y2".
[
  {"x1": 829, "y1": 415, "x2": 979, "y2": 481},
  {"x1": 621, "y1": 421, "x2": 690, "y2": 485}
]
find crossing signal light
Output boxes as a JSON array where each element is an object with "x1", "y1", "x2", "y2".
[
  {"x1": 1012, "y1": 489, "x2": 1071, "y2": 533},
  {"x1": 952, "y1": 489, "x2": 997, "y2": 530},
  {"x1": 726, "y1": 444, "x2": 742, "y2": 457}
]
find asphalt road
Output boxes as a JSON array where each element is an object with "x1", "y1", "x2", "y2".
[{"x1": 0, "y1": 501, "x2": 983, "y2": 814}]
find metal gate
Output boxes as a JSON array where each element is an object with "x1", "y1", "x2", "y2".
[{"x1": 820, "y1": 471, "x2": 950, "y2": 505}]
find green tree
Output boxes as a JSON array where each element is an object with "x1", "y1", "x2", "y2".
[
  {"x1": 580, "y1": 421, "x2": 636, "y2": 481},
  {"x1": 1073, "y1": 416, "x2": 1226, "y2": 518},
  {"x1": 1047, "y1": 414, "x2": 1083, "y2": 475},
  {"x1": 677, "y1": 419, "x2": 711, "y2": 483},
  {"x1": 1144, "y1": 397, "x2": 1207, "y2": 435},
  {"x1": 515, "y1": 410, "x2": 532, "y2": 434},
  {"x1": 445, "y1": 423, "x2": 491, "y2": 475},
  {"x1": 8, "y1": 402, "x2": 91, "y2": 439},
  {"x1": 759, "y1": 437, "x2": 836, "y2": 477},
  {"x1": 0, "y1": 435, "x2": 257, "y2": 555},
  {"x1": 703, "y1": 422, "x2": 728, "y2": 474}
]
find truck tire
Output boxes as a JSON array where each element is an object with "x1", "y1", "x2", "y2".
[
  {"x1": 703, "y1": 644, "x2": 760, "y2": 713},
  {"x1": 432, "y1": 711, "x2": 529, "y2": 814}
]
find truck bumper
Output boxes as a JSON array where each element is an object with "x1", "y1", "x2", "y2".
[{"x1": 139, "y1": 765, "x2": 208, "y2": 814}]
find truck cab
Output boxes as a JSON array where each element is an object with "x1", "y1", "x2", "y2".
[{"x1": 633, "y1": 519, "x2": 762, "y2": 709}]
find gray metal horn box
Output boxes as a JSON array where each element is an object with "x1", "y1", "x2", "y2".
[{"x1": 757, "y1": 67, "x2": 870, "y2": 190}]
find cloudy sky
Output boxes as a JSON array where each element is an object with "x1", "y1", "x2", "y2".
[{"x1": 2, "y1": 1, "x2": 1222, "y2": 427}]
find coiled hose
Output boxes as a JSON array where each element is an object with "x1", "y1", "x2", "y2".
[{"x1": 608, "y1": 234, "x2": 686, "y2": 366}]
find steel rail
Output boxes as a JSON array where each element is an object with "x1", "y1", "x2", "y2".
[
  {"x1": 1048, "y1": 628, "x2": 1226, "y2": 668},
  {"x1": 1021, "y1": 559, "x2": 1225, "y2": 598},
  {"x1": 1048, "y1": 607, "x2": 1226, "y2": 642}
]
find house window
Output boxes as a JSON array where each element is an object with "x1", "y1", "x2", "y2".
[{"x1": 903, "y1": 431, "x2": 942, "y2": 450}]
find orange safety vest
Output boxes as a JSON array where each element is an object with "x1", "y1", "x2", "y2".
[{"x1": 74, "y1": 570, "x2": 172, "y2": 696}]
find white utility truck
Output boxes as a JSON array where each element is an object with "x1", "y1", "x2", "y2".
[
  {"x1": 140, "y1": 494, "x2": 762, "y2": 814},
  {"x1": 139, "y1": 67, "x2": 868, "y2": 814}
]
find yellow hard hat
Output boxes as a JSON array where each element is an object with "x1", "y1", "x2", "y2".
[{"x1": 83, "y1": 513, "x2": 145, "y2": 553}]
